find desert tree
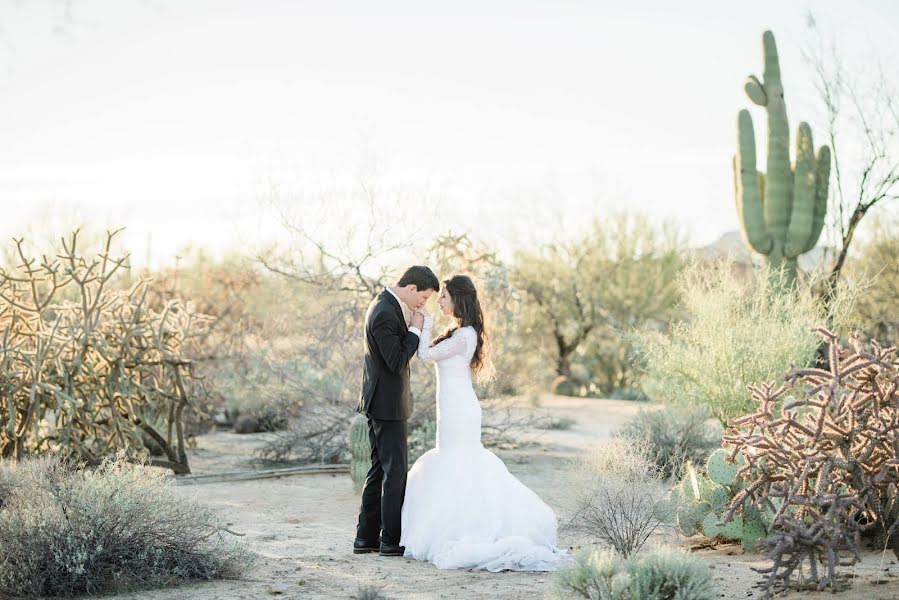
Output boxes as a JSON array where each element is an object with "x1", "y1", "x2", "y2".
[
  {"x1": 511, "y1": 213, "x2": 685, "y2": 387},
  {"x1": 803, "y1": 14, "x2": 899, "y2": 299}
]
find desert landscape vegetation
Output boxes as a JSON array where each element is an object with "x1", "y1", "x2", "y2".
[{"x1": 1, "y1": 2, "x2": 897, "y2": 599}]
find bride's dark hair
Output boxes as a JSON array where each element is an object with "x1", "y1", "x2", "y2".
[{"x1": 432, "y1": 275, "x2": 492, "y2": 381}]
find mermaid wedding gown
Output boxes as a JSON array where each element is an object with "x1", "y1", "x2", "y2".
[{"x1": 400, "y1": 316, "x2": 566, "y2": 571}]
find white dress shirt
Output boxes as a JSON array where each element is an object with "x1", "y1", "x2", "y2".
[{"x1": 386, "y1": 287, "x2": 422, "y2": 338}]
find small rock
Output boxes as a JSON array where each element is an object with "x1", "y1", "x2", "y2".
[{"x1": 234, "y1": 415, "x2": 261, "y2": 434}]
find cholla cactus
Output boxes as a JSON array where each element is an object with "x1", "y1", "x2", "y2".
[
  {"x1": 734, "y1": 31, "x2": 831, "y2": 284},
  {"x1": 0, "y1": 230, "x2": 212, "y2": 473},
  {"x1": 722, "y1": 328, "x2": 899, "y2": 595}
]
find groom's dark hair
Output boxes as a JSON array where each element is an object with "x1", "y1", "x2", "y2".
[{"x1": 397, "y1": 266, "x2": 439, "y2": 292}]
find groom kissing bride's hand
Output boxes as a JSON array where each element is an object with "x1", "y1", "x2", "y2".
[
  {"x1": 410, "y1": 307, "x2": 428, "y2": 329},
  {"x1": 354, "y1": 268, "x2": 565, "y2": 571}
]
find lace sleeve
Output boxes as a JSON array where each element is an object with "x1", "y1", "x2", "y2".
[{"x1": 417, "y1": 318, "x2": 471, "y2": 362}]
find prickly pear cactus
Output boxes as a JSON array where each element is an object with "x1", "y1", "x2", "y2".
[
  {"x1": 741, "y1": 519, "x2": 767, "y2": 552},
  {"x1": 349, "y1": 415, "x2": 371, "y2": 490},
  {"x1": 677, "y1": 501, "x2": 711, "y2": 537},
  {"x1": 706, "y1": 449, "x2": 745, "y2": 487},
  {"x1": 733, "y1": 30, "x2": 831, "y2": 285},
  {"x1": 669, "y1": 447, "x2": 766, "y2": 552}
]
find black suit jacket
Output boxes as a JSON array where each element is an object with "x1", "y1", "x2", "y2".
[{"x1": 356, "y1": 290, "x2": 420, "y2": 420}]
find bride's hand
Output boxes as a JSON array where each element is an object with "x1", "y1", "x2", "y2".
[{"x1": 417, "y1": 306, "x2": 430, "y2": 318}]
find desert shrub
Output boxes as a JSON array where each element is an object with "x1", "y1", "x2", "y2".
[
  {"x1": 627, "y1": 545, "x2": 716, "y2": 600},
  {"x1": 0, "y1": 453, "x2": 250, "y2": 597},
  {"x1": 255, "y1": 401, "x2": 348, "y2": 464},
  {"x1": 354, "y1": 583, "x2": 390, "y2": 600},
  {"x1": 606, "y1": 387, "x2": 648, "y2": 401},
  {"x1": 552, "y1": 376, "x2": 581, "y2": 397},
  {"x1": 635, "y1": 260, "x2": 857, "y2": 425},
  {"x1": 549, "y1": 545, "x2": 715, "y2": 600},
  {"x1": 846, "y1": 218, "x2": 899, "y2": 347},
  {"x1": 549, "y1": 547, "x2": 631, "y2": 600},
  {"x1": 563, "y1": 438, "x2": 669, "y2": 557},
  {"x1": 616, "y1": 405, "x2": 721, "y2": 479}
]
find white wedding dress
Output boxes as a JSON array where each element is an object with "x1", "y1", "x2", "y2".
[{"x1": 400, "y1": 316, "x2": 566, "y2": 571}]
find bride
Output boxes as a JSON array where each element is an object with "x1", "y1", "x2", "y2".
[{"x1": 400, "y1": 275, "x2": 566, "y2": 571}]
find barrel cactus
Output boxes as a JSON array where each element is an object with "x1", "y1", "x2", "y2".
[
  {"x1": 734, "y1": 30, "x2": 831, "y2": 284},
  {"x1": 349, "y1": 415, "x2": 371, "y2": 490},
  {"x1": 670, "y1": 450, "x2": 767, "y2": 551}
]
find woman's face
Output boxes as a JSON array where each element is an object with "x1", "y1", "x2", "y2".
[{"x1": 436, "y1": 288, "x2": 454, "y2": 316}]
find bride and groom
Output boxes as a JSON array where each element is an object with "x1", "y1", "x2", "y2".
[{"x1": 353, "y1": 265, "x2": 565, "y2": 571}]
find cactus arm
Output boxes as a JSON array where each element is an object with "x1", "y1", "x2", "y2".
[
  {"x1": 759, "y1": 30, "x2": 793, "y2": 243},
  {"x1": 802, "y1": 145, "x2": 832, "y2": 254},
  {"x1": 785, "y1": 123, "x2": 817, "y2": 257},
  {"x1": 744, "y1": 75, "x2": 767, "y2": 106},
  {"x1": 736, "y1": 110, "x2": 774, "y2": 254}
]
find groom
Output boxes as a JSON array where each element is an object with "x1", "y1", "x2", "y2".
[{"x1": 353, "y1": 266, "x2": 439, "y2": 557}]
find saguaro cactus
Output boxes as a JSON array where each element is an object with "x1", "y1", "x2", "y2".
[{"x1": 734, "y1": 30, "x2": 831, "y2": 284}]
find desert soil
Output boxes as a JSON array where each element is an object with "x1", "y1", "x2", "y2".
[{"x1": 100, "y1": 395, "x2": 898, "y2": 600}]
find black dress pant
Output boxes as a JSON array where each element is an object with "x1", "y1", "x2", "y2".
[{"x1": 355, "y1": 417, "x2": 408, "y2": 546}]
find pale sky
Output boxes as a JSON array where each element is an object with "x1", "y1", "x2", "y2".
[{"x1": 1, "y1": 1, "x2": 897, "y2": 267}]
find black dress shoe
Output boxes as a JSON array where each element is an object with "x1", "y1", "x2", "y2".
[
  {"x1": 379, "y1": 542, "x2": 405, "y2": 557},
  {"x1": 353, "y1": 537, "x2": 380, "y2": 554}
]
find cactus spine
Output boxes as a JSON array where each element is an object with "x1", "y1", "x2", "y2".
[{"x1": 734, "y1": 30, "x2": 831, "y2": 284}]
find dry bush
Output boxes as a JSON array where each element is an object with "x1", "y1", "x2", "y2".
[
  {"x1": 0, "y1": 452, "x2": 250, "y2": 597},
  {"x1": 563, "y1": 437, "x2": 670, "y2": 557},
  {"x1": 616, "y1": 405, "x2": 721, "y2": 479}
]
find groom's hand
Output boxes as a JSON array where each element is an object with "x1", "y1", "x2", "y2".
[{"x1": 410, "y1": 311, "x2": 425, "y2": 329}]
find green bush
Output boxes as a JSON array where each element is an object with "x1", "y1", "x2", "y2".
[
  {"x1": 551, "y1": 376, "x2": 582, "y2": 397},
  {"x1": 615, "y1": 405, "x2": 721, "y2": 479},
  {"x1": 628, "y1": 545, "x2": 717, "y2": 600},
  {"x1": 635, "y1": 261, "x2": 857, "y2": 425},
  {"x1": 549, "y1": 546, "x2": 715, "y2": 600},
  {"x1": 607, "y1": 387, "x2": 649, "y2": 402},
  {"x1": 0, "y1": 453, "x2": 250, "y2": 597},
  {"x1": 847, "y1": 217, "x2": 899, "y2": 348}
]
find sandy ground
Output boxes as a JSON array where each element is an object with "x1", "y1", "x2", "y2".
[{"x1": 99, "y1": 395, "x2": 898, "y2": 600}]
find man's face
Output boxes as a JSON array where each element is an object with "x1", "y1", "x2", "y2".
[{"x1": 406, "y1": 286, "x2": 434, "y2": 311}]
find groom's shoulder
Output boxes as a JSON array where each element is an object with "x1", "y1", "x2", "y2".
[{"x1": 367, "y1": 291, "x2": 392, "y2": 318}]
